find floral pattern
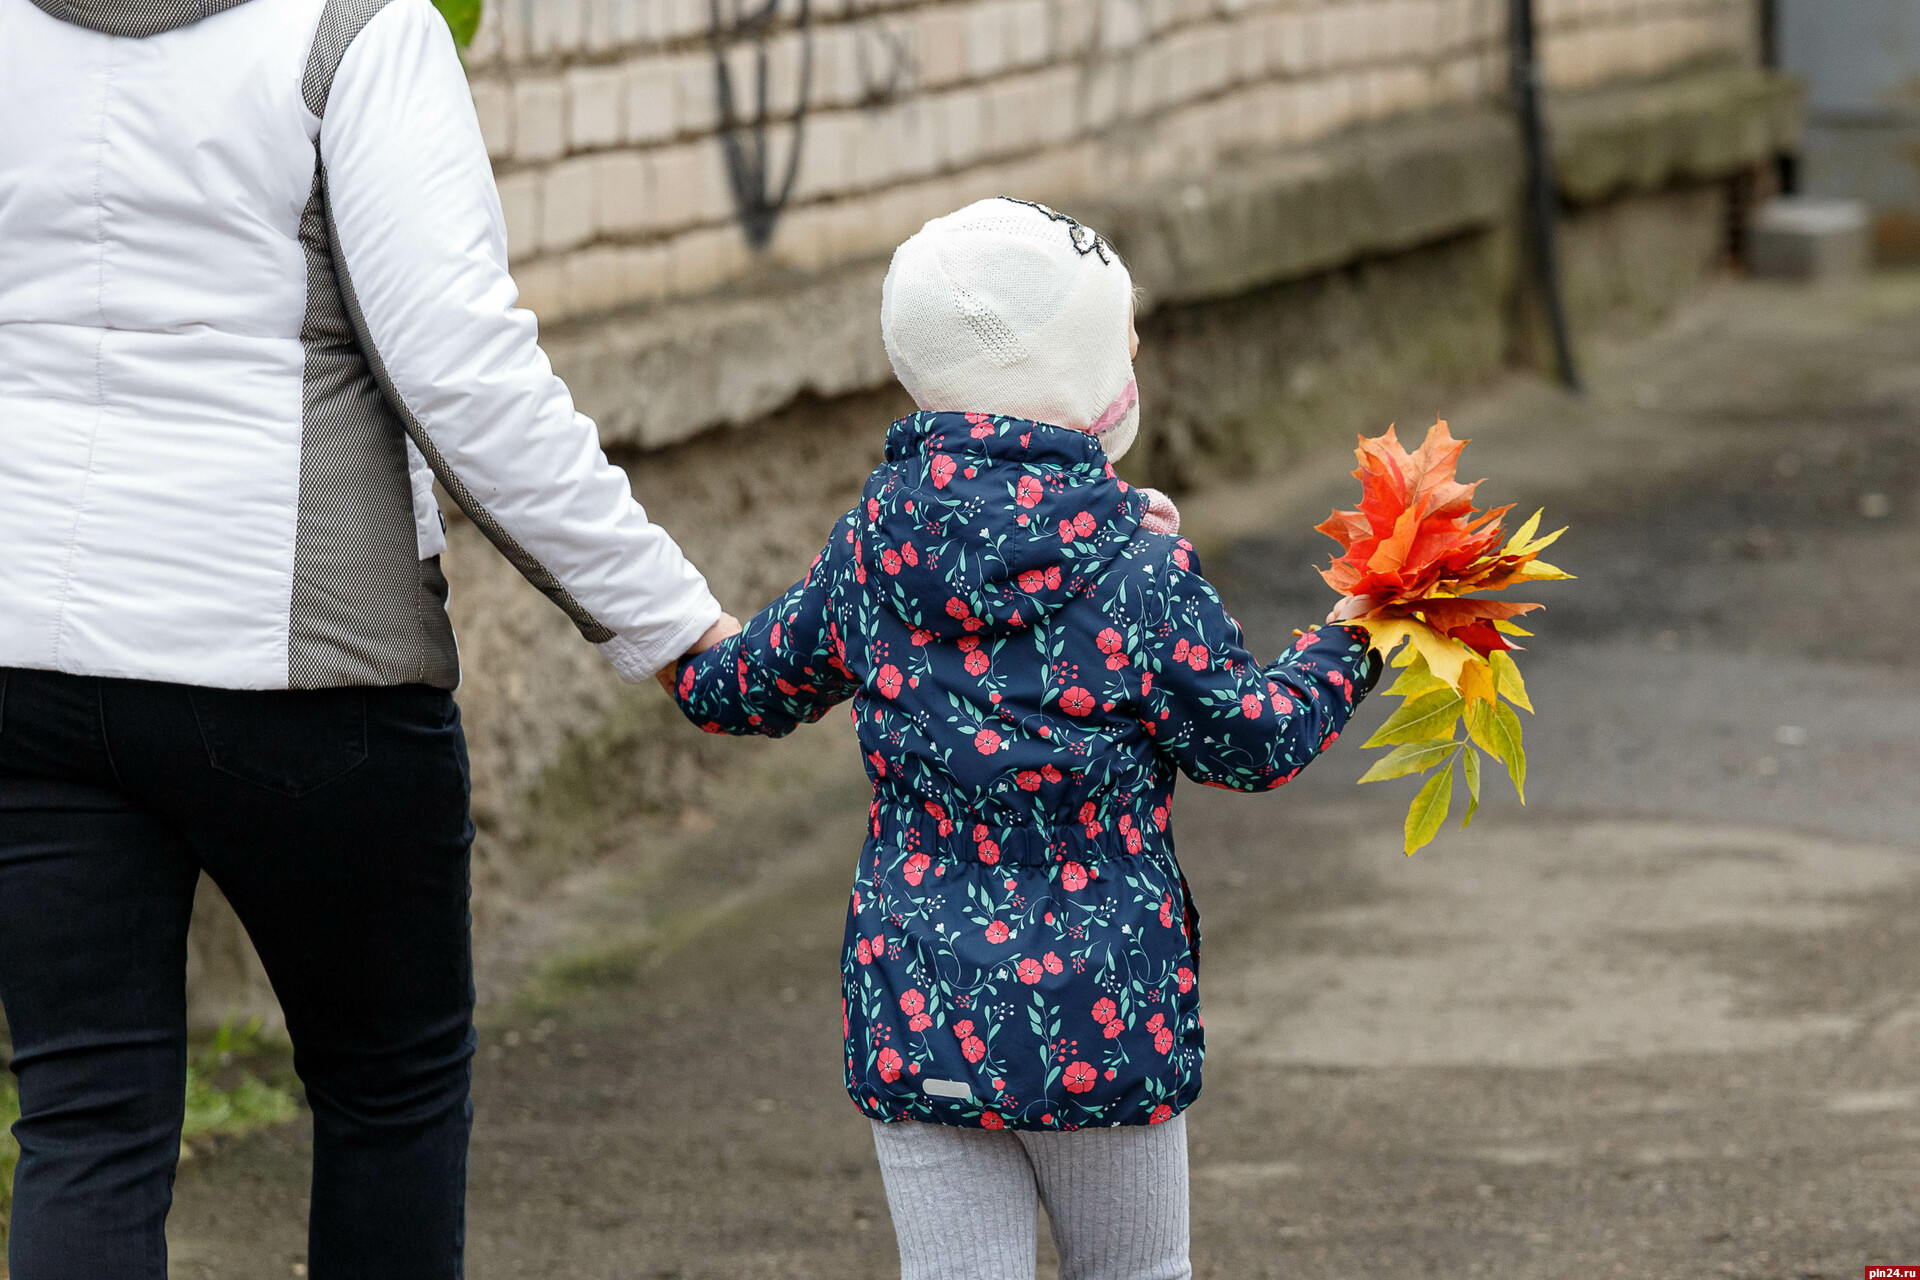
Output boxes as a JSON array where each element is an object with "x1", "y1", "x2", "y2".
[{"x1": 674, "y1": 412, "x2": 1377, "y2": 1130}]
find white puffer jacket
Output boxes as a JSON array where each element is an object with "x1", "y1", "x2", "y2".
[{"x1": 0, "y1": 0, "x2": 721, "y2": 690}]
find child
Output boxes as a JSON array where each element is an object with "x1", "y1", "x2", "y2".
[{"x1": 670, "y1": 198, "x2": 1378, "y2": 1280}]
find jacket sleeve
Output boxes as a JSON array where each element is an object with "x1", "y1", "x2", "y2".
[
  {"x1": 317, "y1": 0, "x2": 720, "y2": 682},
  {"x1": 672, "y1": 518, "x2": 862, "y2": 737},
  {"x1": 1140, "y1": 543, "x2": 1379, "y2": 791}
]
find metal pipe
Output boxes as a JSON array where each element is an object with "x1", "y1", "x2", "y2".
[{"x1": 1509, "y1": 0, "x2": 1582, "y2": 392}]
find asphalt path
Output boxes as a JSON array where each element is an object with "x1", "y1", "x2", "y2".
[{"x1": 166, "y1": 273, "x2": 1920, "y2": 1279}]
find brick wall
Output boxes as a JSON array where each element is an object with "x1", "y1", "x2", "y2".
[{"x1": 462, "y1": 0, "x2": 1755, "y2": 327}]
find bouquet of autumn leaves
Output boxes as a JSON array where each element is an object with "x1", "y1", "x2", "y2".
[{"x1": 1318, "y1": 421, "x2": 1571, "y2": 854}]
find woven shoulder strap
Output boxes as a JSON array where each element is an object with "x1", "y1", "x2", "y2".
[{"x1": 303, "y1": 0, "x2": 396, "y2": 117}]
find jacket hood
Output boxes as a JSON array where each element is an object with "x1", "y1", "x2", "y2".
[
  {"x1": 858, "y1": 411, "x2": 1147, "y2": 641},
  {"x1": 29, "y1": 0, "x2": 256, "y2": 36}
]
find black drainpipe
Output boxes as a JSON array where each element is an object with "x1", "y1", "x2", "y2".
[{"x1": 1509, "y1": 0, "x2": 1582, "y2": 392}]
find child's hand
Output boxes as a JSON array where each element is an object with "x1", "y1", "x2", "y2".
[
  {"x1": 655, "y1": 613, "x2": 744, "y2": 693},
  {"x1": 1325, "y1": 594, "x2": 1383, "y2": 625}
]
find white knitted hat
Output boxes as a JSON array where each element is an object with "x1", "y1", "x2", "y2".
[{"x1": 881, "y1": 198, "x2": 1141, "y2": 459}]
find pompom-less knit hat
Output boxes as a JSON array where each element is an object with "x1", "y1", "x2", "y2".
[{"x1": 881, "y1": 198, "x2": 1143, "y2": 463}]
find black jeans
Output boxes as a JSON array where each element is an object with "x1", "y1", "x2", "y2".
[{"x1": 0, "y1": 668, "x2": 475, "y2": 1280}]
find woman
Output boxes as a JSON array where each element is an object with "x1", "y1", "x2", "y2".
[{"x1": 0, "y1": 0, "x2": 735, "y2": 1274}]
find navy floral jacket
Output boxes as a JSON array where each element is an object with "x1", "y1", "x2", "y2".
[{"x1": 674, "y1": 412, "x2": 1377, "y2": 1130}]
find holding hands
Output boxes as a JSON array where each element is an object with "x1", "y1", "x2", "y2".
[{"x1": 656, "y1": 613, "x2": 743, "y2": 692}]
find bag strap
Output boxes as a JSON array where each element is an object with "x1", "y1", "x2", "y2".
[{"x1": 303, "y1": 0, "x2": 396, "y2": 118}]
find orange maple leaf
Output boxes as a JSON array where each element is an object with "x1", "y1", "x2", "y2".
[{"x1": 1319, "y1": 421, "x2": 1567, "y2": 659}]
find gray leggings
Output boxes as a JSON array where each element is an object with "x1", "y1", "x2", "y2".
[{"x1": 870, "y1": 1117, "x2": 1192, "y2": 1280}]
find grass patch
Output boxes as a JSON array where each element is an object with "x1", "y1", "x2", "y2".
[{"x1": 0, "y1": 1020, "x2": 300, "y2": 1252}]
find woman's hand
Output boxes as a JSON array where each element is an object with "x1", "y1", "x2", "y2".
[{"x1": 655, "y1": 613, "x2": 744, "y2": 693}]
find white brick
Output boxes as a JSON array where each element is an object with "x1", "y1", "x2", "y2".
[
  {"x1": 934, "y1": 85, "x2": 988, "y2": 168},
  {"x1": 1007, "y1": 0, "x2": 1050, "y2": 66},
  {"x1": 891, "y1": 98, "x2": 943, "y2": 180},
  {"x1": 529, "y1": 0, "x2": 586, "y2": 57},
  {"x1": 915, "y1": 7, "x2": 971, "y2": 86},
  {"x1": 808, "y1": 25, "x2": 859, "y2": 108},
  {"x1": 471, "y1": 77, "x2": 514, "y2": 160},
  {"x1": 563, "y1": 244, "x2": 634, "y2": 315},
  {"x1": 497, "y1": 170, "x2": 543, "y2": 262},
  {"x1": 982, "y1": 75, "x2": 1039, "y2": 156},
  {"x1": 967, "y1": 1, "x2": 1011, "y2": 77},
  {"x1": 1099, "y1": 0, "x2": 1144, "y2": 50},
  {"x1": 1082, "y1": 61, "x2": 1124, "y2": 129},
  {"x1": 568, "y1": 65, "x2": 625, "y2": 150},
  {"x1": 1056, "y1": 0, "x2": 1099, "y2": 56},
  {"x1": 610, "y1": 0, "x2": 657, "y2": 44},
  {"x1": 648, "y1": 142, "x2": 709, "y2": 230},
  {"x1": 513, "y1": 78, "x2": 568, "y2": 162},
  {"x1": 1030, "y1": 66, "x2": 1082, "y2": 148},
  {"x1": 845, "y1": 109, "x2": 905, "y2": 188},
  {"x1": 596, "y1": 151, "x2": 653, "y2": 234},
  {"x1": 625, "y1": 59, "x2": 679, "y2": 144},
  {"x1": 542, "y1": 156, "x2": 601, "y2": 252},
  {"x1": 676, "y1": 52, "x2": 721, "y2": 135},
  {"x1": 793, "y1": 110, "x2": 852, "y2": 200},
  {"x1": 766, "y1": 201, "x2": 839, "y2": 272},
  {"x1": 583, "y1": 0, "x2": 617, "y2": 51},
  {"x1": 666, "y1": 0, "x2": 707, "y2": 42},
  {"x1": 666, "y1": 224, "x2": 751, "y2": 297},
  {"x1": 513, "y1": 259, "x2": 568, "y2": 320}
]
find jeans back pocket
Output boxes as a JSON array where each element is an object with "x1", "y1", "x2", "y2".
[{"x1": 189, "y1": 686, "x2": 369, "y2": 797}]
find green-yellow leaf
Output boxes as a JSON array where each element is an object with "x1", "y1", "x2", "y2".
[
  {"x1": 1358, "y1": 739, "x2": 1457, "y2": 784},
  {"x1": 1461, "y1": 743, "x2": 1482, "y2": 827},
  {"x1": 1467, "y1": 699, "x2": 1527, "y2": 802},
  {"x1": 1385, "y1": 655, "x2": 1450, "y2": 700},
  {"x1": 1489, "y1": 650, "x2": 1533, "y2": 712},
  {"x1": 1404, "y1": 758, "x2": 1455, "y2": 854},
  {"x1": 1520, "y1": 559, "x2": 1575, "y2": 581},
  {"x1": 1364, "y1": 689, "x2": 1465, "y2": 748}
]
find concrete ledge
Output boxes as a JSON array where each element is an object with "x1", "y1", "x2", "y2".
[
  {"x1": 551, "y1": 262, "x2": 893, "y2": 452},
  {"x1": 1089, "y1": 110, "x2": 1519, "y2": 307},
  {"x1": 1551, "y1": 63, "x2": 1803, "y2": 205},
  {"x1": 546, "y1": 64, "x2": 1802, "y2": 453}
]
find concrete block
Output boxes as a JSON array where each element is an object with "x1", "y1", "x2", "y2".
[
  {"x1": 935, "y1": 85, "x2": 988, "y2": 169},
  {"x1": 528, "y1": 0, "x2": 585, "y2": 57},
  {"x1": 792, "y1": 110, "x2": 851, "y2": 201},
  {"x1": 1055, "y1": 0, "x2": 1099, "y2": 56},
  {"x1": 513, "y1": 78, "x2": 569, "y2": 162},
  {"x1": 1031, "y1": 66, "x2": 1084, "y2": 148},
  {"x1": 542, "y1": 155, "x2": 602, "y2": 252},
  {"x1": 1748, "y1": 198, "x2": 1871, "y2": 282},
  {"x1": 676, "y1": 52, "x2": 720, "y2": 135},
  {"x1": 470, "y1": 77, "x2": 515, "y2": 161},
  {"x1": 568, "y1": 65, "x2": 626, "y2": 150},
  {"x1": 583, "y1": 0, "x2": 616, "y2": 52},
  {"x1": 648, "y1": 142, "x2": 709, "y2": 231},
  {"x1": 665, "y1": 223, "x2": 752, "y2": 297},
  {"x1": 916, "y1": 8, "x2": 971, "y2": 87},
  {"x1": 1007, "y1": 0, "x2": 1051, "y2": 67},
  {"x1": 967, "y1": 1, "x2": 1011, "y2": 77},
  {"x1": 512, "y1": 258, "x2": 568, "y2": 319},
  {"x1": 1098, "y1": 0, "x2": 1144, "y2": 51},
  {"x1": 496, "y1": 169, "x2": 544, "y2": 263},
  {"x1": 597, "y1": 151, "x2": 653, "y2": 235},
  {"x1": 625, "y1": 59, "x2": 679, "y2": 144},
  {"x1": 807, "y1": 25, "x2": 857, "y2": 108}
]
